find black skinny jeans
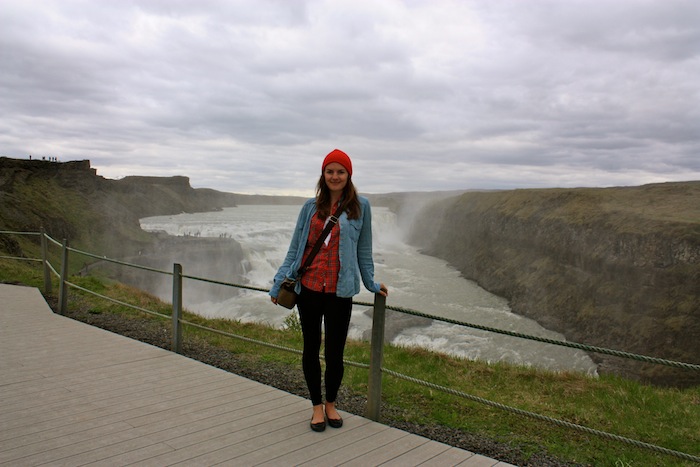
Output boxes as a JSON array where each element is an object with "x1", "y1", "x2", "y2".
[{"x1": 297, "y1": 286, "x2": 353, "y2": 406}]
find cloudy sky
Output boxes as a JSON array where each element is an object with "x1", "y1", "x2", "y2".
[{"x1": 1, "y1": 0, "x2": 699, "y2": 196}]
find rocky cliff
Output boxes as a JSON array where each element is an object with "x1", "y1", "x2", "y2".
[
  {"x1": 0, "y1": 157, "x2": 236, "y2": 251},
  {"x1": 0, "y1": 157, "x2": 303, "y2": 255},
  {"x1": 408, "y1": 182, "x2": 700, "y2": 387},
  {"x1": 0, "y1": 156, "x2": 305, "y2": 308}
]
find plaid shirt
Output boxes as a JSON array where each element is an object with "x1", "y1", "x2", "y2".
[{"x1": 300, "y1": 205, "x2": 341, "y2": 293}]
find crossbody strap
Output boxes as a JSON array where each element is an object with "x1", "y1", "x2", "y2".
[{"x1": 297, "y1": 202, "x2": 345, "y2": 276}]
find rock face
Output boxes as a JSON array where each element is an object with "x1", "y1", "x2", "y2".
[
  {"x1": 0, "y1": 156, "x2": 249, "y2": 291},
  {"x1": 95, "y1": 235, "x2": 246, "y2": 309},
  {"x1": 408, "y1": 182, "x2": 700, "y2": 387},
  {"x1": 0, "y1": 156, "x2": 309, "y2": 304},
  {"x1": 0, "y1": 157, "x2": 301, "y2": 254},
  {"x1": 1, "y1": 157, "x2": 234, "y2": 233}
]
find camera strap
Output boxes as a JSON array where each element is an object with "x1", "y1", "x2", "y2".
[{"x1": 297, "y1": 202, "x2": 345, "y2": 276}]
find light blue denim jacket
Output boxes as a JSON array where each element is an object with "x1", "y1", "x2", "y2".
[{"x1": 270, "y1": 196, "x2": 382, "y2": 299}]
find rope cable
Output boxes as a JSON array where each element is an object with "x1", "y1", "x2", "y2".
[
  {"x1": 382, "y1": 368, "x2": 700, "y2": 463},
  {"x1": 5, "y1": 230, "x2": 699, "y2": 462},
  {"x1": 65, "y1": 280, "x2": 170, "y2": 320},
  {"x1": 382, "y1": 303, "x2": 700, "y2": 370}
]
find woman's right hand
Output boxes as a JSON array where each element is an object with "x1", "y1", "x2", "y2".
[{"x1": 270, "y1": 297, "x2": 278, "y2": 305}]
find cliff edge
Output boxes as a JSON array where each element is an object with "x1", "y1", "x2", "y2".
[
  {"x1": 0, "y1": 157, "x2": 244, "y2": 255},
  {"x1": 408, "y1": 182, "x2": 700, "y2": 387}
]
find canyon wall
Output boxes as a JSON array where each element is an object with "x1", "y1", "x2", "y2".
[{"x1": 407, "y1": 182, "x2": 700, "y2": 387}]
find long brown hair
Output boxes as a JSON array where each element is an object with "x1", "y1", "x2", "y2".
[{"x1": 315, "y1": 175, "x2": 361, "y2": 220}]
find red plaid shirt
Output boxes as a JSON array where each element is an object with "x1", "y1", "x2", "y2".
[{"x1": 300, "y1": 205, "x2": 341, "y2": 293}]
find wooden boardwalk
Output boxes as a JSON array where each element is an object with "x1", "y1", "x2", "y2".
[{"x1": 0, "y1": 284, "x2": 515, "y2": 466}]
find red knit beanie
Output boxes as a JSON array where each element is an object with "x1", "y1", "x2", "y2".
[{"x1": 322, "y1": 149, "x2": 352, "y2": 176}]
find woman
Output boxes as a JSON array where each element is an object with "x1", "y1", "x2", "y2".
[{"x1": 270, "y1": 149, "x2": 388, "y2": 432}]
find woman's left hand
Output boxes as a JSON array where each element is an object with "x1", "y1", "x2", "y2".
[{"x1": 379, "y1": 283, "x2": 388, "y2": 297}]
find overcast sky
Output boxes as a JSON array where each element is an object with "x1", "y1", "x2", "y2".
[{"x1": 1, "y1": 0, "x2": 699, "y2": 196}]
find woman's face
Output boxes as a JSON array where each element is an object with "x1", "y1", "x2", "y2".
[{"x1": 324, "y1": 162, "x2": 349, "y2": 195}]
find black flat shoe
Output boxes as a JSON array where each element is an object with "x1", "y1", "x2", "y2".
[
  {"x1": 310, "y1": 419, "x2": 326, "y2": 432},
  {"x1": 327, "y1": 417, "x2": 343, "y2": 428}
]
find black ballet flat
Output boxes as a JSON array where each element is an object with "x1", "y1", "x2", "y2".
[
  {"x1": 327, "y1": 416, "x2": 343, "y2": 428},
  {"x1": 310, "y1": 418, "x2": 326, "y2": 432}
]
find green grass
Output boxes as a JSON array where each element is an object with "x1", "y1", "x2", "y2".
[
  {"x1": 2, "y1": 257, "x2": 699, "y2": 466},
  {"x1": 454, "y1": 182, "x2": 700, "y2": 234}
]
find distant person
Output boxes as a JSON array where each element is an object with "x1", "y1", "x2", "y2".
[{"x1": 270, "y1": 149, "x2": 388, "y2": 432}]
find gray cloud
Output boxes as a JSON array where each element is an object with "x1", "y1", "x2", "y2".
[{"x1": 1, "y1": 0, "x2": 698, "y2": 195}]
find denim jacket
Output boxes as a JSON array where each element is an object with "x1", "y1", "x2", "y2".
[{"x1": 270, "y1": 196, "x2": 382, "y2": 299}]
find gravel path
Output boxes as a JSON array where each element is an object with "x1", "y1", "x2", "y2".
[{"x1": 54, "y1": 300, "x2": 585, "y2": 467}]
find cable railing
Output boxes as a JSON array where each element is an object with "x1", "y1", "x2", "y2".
[{"x1": 1, "y1": 229, "x2": 699, "y2": 463}]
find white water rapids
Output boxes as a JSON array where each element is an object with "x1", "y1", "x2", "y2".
[{"x1": 140, "y1": 205, "x2": 597, "y2": 375}]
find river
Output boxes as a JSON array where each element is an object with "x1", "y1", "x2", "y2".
[{"x1": 140, "y1": 204, "x2": 597, "y2": 375}]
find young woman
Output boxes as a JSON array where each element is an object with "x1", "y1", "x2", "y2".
[{"x1": 270, "y1": 149, "x2": 388, "y2": 432}]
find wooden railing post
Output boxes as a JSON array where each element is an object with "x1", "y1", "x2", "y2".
[
  {"x1": 366, "y1": 292, "x2": 387, "y2": 421},
  {"x1": 40, "y1": 227, "x2": 51, "y2": 295},
  {"x1": 172, "y1": 263, "x2": 183, "y2": 354},
  {"x1": 58, "y1": 239, "x2": 69, "y2": 315}
]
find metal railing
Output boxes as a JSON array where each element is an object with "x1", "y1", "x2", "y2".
[{"x1": 1, "y1": 229, "x2": 699, "y2": 463}]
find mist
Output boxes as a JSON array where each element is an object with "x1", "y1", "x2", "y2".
[{"x1": 102, "y1": 192, "x2": 471, "y2": 312}]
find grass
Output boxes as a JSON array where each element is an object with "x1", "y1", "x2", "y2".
[
  {"x1": 2, "y1": 256, "x2": 699, "y2": 466},
  {"x1": 451, "y1": 182, "x2": 700, "y2": 237}
]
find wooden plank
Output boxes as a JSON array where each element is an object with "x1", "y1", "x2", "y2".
[
  {"x1": 381, "y1": 439, "x2": 454, "y2": 466},
  {"x1": 420, "y1": 446, "x2": 478, "y2": 466},
  {"x1": 286, "y1": 421, "x2": 402, "y2": 466},
  {"x1": 459, "y1": 453, "x2": 508, "y2": 466},
  {"x1": 0, "y1": 284, "x2": 513, "y2": 467}
]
